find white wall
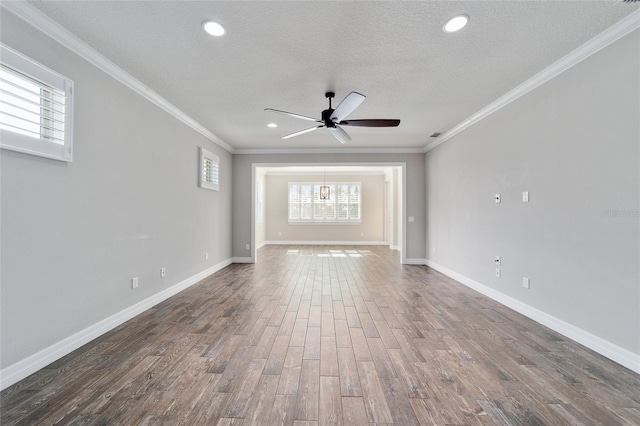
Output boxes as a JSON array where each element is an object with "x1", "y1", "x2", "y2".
[
  {"x1": 264, "y1": 173, "x2": 385, "y2": 243},
  {"x1": 0, "y1": 11, "x2": 233, "y2": 372},
  {"x1": 255, "y1": 169, "x2": 266, "y2": 248},
  {"x1": 425, "y1": 30, "x2": 639, "y2": 366}
]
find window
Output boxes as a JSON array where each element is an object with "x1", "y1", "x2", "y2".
[
  {"x1": 289, "y1": 182, "x2": 361, "y2": 223},
  {"x1": 199, "y1": 147, "x2": 219, "y2": 191},
  {"x1": 0, "y1": 44, "x2": 74, "y2": 162}
]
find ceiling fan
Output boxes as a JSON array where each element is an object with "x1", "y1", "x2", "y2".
[{"x1": 265, "y1": 91, "x2": 400, "y2": 144}]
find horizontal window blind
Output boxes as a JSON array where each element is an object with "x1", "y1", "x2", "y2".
[
  {"x1": 0, "y1": 65, "x2": 66, "y2": 145},
  {"x1": 0, "y1": 44, "x2": 74, "y2": 162}
]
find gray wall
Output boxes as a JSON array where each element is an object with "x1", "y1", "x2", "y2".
[
  {"x1": 265, "y1": 173, "x2": 385, "y2": 242},
  {"x1": 232, "y1": 153, "x2": 426, "y2": 260},
  {"x1": 425, "y1": 30, "x2": 639, "y2": 355},
  {"x1": 1, "y1": 12, "x2": 233, "y2": 368}
]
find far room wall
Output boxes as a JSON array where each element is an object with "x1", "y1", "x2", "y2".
[{"x1": 264, "y1": 173, "x2": 385, "y2": 243}]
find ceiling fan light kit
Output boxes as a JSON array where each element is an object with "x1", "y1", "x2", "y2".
[
  {"x1": 265, "y1": 91, "x2": 400, "y2": 144},
  {"x1": 320, "y1": 168, "x2": 330, "y2": 200}
]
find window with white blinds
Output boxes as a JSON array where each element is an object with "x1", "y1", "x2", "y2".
[
  {"x1": 0, "y1": 44, "x2": 74, "y2": 162},
  {"x1": 289, "y1": 182, "x2": 361, "y2": 223},
  {"x1": 199, "y1": 147, "x2": 219, "y2": 191}
]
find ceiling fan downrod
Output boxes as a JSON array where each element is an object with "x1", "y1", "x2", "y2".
[{"x1": 323, "y1": 91, "x2": 336, "y2": 128}]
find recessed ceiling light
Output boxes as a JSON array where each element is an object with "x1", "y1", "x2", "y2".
[
  {"x1": 267, "y1": 123, "x2": 278, "y2": 128},
  {"x1": 443, "y1": 15, "x2": 469, "y2": 33},
  {"x1": 202, "y1": 21, "x2": 225, "y2": 37}
]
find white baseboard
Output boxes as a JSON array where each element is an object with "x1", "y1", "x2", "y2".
[
  {"x1": 256, "y1": 240, "x2": 267, "y2": 250},
  {"x1": 0, "y1": 258, "x2": 233, "y2": 391},
  {"x1": 425, "y1": 259, "x2": 640, "y2": 375},
  {"x1": 264, "y1": 240, "x2": 389, "y2": 246},
  {"x1": 231, "y1": 257, "x2": 253, "y2": 263},
  {"x1": 404, "y1": 258, "x2": 427, "y2": 265},
  {"x1": 390, "y1": 245, "x2": 400, "y2": 251}
]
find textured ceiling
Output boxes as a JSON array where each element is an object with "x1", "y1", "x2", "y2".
[{"x1": 27, "y1": 1, "x2": 639, "y2": 151}]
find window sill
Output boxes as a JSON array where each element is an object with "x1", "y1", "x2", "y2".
[{"x1": 288, "y1": 221, "x2": 362, "y2": 226}]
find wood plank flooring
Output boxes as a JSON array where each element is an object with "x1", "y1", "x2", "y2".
[{"x1": 2, "y1": 246, "x2": 639, "y2": 425}]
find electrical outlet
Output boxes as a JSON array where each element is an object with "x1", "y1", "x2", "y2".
[
  {"x1": 495, "y1": 268, "x2": 501, "y2": 278},
  {"x1": 522, "y1": 191, "x2": 529, "y2": 202},
  {"x1": 160, "y1": 267, "x2": 166, "y2": 278},
  {"x1": 205, "y1": 252, "x2": 209, "y2": 260},
  {"x1": 523, "y1": 277, "x2": 530, "y2": 289},
  {"x1": 131, "y1": 277, "x2": 139, "y2": 289},
  {"x1": 245, "y1": 244, "x2": 250, "y2": 250},
  {"x1": 494, "y1": 256, "x2": 501, "y2": 265}
]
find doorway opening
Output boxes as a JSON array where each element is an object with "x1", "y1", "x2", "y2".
[{"x1": 251, "y1": 163, "x2": 406, "y2": 263}]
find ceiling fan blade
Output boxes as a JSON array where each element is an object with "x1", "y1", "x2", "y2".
[
  {"x1": 282, "y1": 125, "x2": 323, "y2": 140},
  {"x1": 330, "y1": 91, "x2": 365, "y2": 122},
  {"x1": 338, "y1": 119, "x2": 400, "y2": 127},
  {"x1": 265, "y1": 108, "x2": 321, "y2": 122},
  {"x1": 328, "y1": 125, "x2": 351, "y2": 144}
]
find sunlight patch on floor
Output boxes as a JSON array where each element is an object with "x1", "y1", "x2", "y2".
[{"x1": 282, "y1": 248, "x2": 375, "y2": 258}]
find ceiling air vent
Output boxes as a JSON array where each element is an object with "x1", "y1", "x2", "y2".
[{"x1": 430, "y1": 132, "x2": 442, "y2": 138}]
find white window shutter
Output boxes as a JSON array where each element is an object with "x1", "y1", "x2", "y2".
[
  {"x1": 288, "y1": 181, "x2": 359, "y2": 224},
  {"x1": 199, "y1": 147, "x2": 219, "y2": 191},
  {"x1": 0, "y1": 44, "x2": 74, "y2": 162}
]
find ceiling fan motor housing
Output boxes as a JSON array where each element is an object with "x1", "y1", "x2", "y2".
[{"x1": 321, "y1": 108, "x2": 336, "y2": 127}]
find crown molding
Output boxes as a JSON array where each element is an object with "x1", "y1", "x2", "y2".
[
  {"x1": 1, "y1": 0, "x2": 235, "y2": 154},
  {"x1": 425, "y1": 9, "x2": 640, "y2": 153},
  {"x1": 234, "y1": 147, "x2": 425, "y2": 155}
]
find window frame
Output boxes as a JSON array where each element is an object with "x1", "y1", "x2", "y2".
[
  {"x1": 288, "y1": 182, "x2": 361, "y2": 224},
  {"x1": 0, "y1": 44, "x2": 74, "y2": 162},
  {"x1": 199, "y1": 147, "x2": 219, "y2": 191}
]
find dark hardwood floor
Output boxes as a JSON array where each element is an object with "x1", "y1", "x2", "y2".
[{"x1": 2, "y1": 246, "x2": 639, "y2": 425}]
